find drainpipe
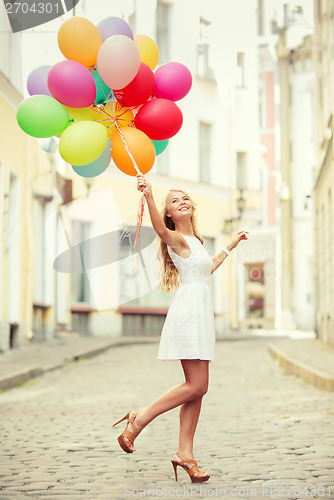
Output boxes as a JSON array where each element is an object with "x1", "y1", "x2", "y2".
[
  {"x1": 25, "y1": 137, "x2": 34, "y2": 340},
  {"x1": 0, "y1": 161, "x2": 4, "y2": 321}
]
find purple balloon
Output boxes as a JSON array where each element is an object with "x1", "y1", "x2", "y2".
[
  {"x1": 27, "y1": 65, "x2": 52, "y2": 97},
  {"x1": 154, "y1": 62, "x2": 192, "y2": 102},
  {"x1": 96, "y1": 16, "x2": 134, "y2": 42},
  {"x1": 47, "y1": 60, "x2": 96, "y2": 108}
]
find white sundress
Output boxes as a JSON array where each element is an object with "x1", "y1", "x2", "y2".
[{"x1": 157, "y1": 233, "x2": 216, "y2": 363}]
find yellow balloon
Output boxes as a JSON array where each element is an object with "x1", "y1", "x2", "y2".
[
  {"x1": 64, "y1": 106, "x2": 95, "y2": 122},
  {"x1": 134, "y1": 35, "x2": 159, "y2": 70},
  {"x1": 92, "y1": 102, "x2": 134, "y2": 136},
  {"x1": 56, "y1": 107, "x2": 94, "y2": 138},
  {"x1": 59, "y1": 121, "x2": 107, "y2": 166}
]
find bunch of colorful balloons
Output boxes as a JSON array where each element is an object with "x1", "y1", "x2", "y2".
[{"x1": 17, "y1": 16, "x2": 192, "y2": 179}]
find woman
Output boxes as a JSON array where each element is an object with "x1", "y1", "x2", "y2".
[{"x1": 113, "y1": 173, "x2": 249, "y2": 483}]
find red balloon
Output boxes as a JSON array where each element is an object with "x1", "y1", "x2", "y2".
[
  {"x1": 113, "y1": 62, "x2": 154, "y2": 107},
  {"x1": 134, "y1": 98, "x2": 183, "y2": 140}
]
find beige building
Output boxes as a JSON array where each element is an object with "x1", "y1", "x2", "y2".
[
  {"x1": 0, "y1": 11, "x2": 60, "y2": 351},
  {"x1": 312, "y1": 0, "x2": 334, "y2": 346}
]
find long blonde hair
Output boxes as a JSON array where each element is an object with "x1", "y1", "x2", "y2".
[{"x1": 156, "y1": 189, "x2": 203, "y2": 294}]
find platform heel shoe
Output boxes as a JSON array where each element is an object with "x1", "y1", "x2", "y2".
[
  {"x1": 113, "y1": 410, "x2": 140, "y2": 453},
  {"x1": 171, "y1": 452, "x2": 210, "y2": 483}
]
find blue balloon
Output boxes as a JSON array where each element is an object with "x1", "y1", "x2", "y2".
[
  {"x1": 71, "y1": 139, "x2": 111, "y2": 178},
  {"x1": 105, "y1": 90, "x2": 116, "y2": 102},
  {"x1": 91, "y1": 66, "x2": 112, "y2": 105},
  {"x1": 38, "y1": 137, "x2": 58, "y2": 153}
]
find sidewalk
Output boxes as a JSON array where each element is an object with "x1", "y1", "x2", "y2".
[
  {"x1": 268, "y1": 336, "x2": 334, "y2": 391},
  {"x1": 1, "y1": 330, "x2": 334, "y2": 392},
  {"x1": 0, "y1": 334, "x2": 159, "y2": 391}
]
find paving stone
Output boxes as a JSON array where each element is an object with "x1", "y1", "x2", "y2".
[{"x1": 0, "y1": 339, "x2": 333, "y2": 498}]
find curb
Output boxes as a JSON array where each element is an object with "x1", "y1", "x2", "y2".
[
  {"x1": 268, "y1": 342, "x2": 334, "y2": 391},
  {"x1": 0, "y1": 368, "x2": 44, "y2": 391}
]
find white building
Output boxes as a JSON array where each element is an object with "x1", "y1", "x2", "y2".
[{"x1": 18, "y1": 0, "x2": 264, "y2": 337}]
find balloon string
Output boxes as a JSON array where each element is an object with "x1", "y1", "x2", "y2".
[
  {"x1": 112, "y1": 121, "x2": 147, "y2": 277},
  {"x1": 92, "y1": 104, "x2": 135, "y2": 131},
  {"x1": 113, "y1": 121, "x2": 140, "y2": 174},
  {"x1": 113, "y1": 106, "x2": 134, "y2": 119},
  {"x1": 92, "y1": 104, "x2": 147, "y2": 281}
]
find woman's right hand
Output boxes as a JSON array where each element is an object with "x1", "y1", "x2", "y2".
[
  {"x1": 230, "y1": 230, "x2": 249, "y2": 248},
  {"x1": 137, "y1": 173, "x2": 152, "y2": 198}
]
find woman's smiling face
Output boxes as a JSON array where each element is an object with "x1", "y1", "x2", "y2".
[{"x1": 166, "y1": 191, "x2": 193, "y2": 220}]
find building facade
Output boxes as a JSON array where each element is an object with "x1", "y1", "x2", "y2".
[
  {"x1": 61, "y1": 0, "x2": 264, "y2": 336},
  {"x1": 2, "y1": 0, "x2": 265, "y2": 345},
  {"x1": 255, "y1": 1, "x2": 316, "y2": 331},
  {"x1": 312, "y1": 0, "x2": 334, "y2": 346},
  {"x1": 0, "y1": 7, "x2": 62, "y2": 351}
]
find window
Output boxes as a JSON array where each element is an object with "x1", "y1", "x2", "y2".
[
  {"x1": 245, "y1": 263, "x2": 265, "y2": 319},
  {"x1": 0, "y1": 24, "x2": 22, "y2": 92},
  {"x1": 156, "y1": 2, "x2": 170, "y2": 64},
  {"x1": 156, "y1": 147, "x2": 169, "y2": 175},
  {"x1": 128, "y1": 0, "x2": 137, "y2": 32},
  {"x1": 259, "y1": 83, "x2": 266, "y2": 129},
  {"x1": 257, "y1": 0, "x2": 264, "y2": 36},
  {"x1": 236, "y1": 152, "x2": 247, "y2": 189},
  {"x1": 317, "y1": 0, "x2": 322, "y2": 22},
  {"x1": 71, "y1": 220, "x2": 91, "y2": 304},
  {"x1": 197, "y1": 17, "x2": 215, "y2": 80},
  {"x1": 236, "y1": 52, "x2": 245, "y2": 88},
  {"x1": 271, "y1": 19, "x2": 278, "y2": 34},
  {"x1": 128, "y1": 12, "x2": 136, "y2": 33},
  {"x1": 34, "y1": 197, "x2": 47, "y2": 303},
  {"x1": 199, "y1": 122, "x2": 211, "y2": 183},
  {"x1": 283, "y1": 3, "x2": 290, "y2": 24}
]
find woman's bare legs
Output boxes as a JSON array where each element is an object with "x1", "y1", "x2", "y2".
[
  {"x1": 177, "y1": 359, "x2": 209, "y2": 459},
  {"x1": 132, "y1": 359, "x2": 209, "y2": 451},
  {"x1": 177, "y1": 397, "x2": 203, "y2": 457}
]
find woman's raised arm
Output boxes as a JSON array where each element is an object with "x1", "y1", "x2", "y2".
[{"x1": 137, "y1": 173, "x2": 166, "y2": 236}]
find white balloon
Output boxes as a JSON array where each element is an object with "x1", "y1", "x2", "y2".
[{"x1": 97, "y1": 35, "x2": 140, "y2": 90}]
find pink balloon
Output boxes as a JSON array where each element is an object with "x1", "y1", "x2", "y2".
[
  {"x1": 154, "y1": 62, "x2": 192, "y2": 102},
  {"x1": 97, "y1": 35, "x2": 140, "y2": 90},
  {"x1": 47, "y1": 61, "x2": 96, "y2": 108}
]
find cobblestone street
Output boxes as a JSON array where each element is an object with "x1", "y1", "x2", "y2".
[{"x1": 0, "y1": 338, "x2": 333, "y2": 499}]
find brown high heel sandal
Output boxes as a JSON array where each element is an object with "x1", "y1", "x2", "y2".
[
  {"x1": 171, "y1": 452, "x2": 210, "y2": 483},
  {"x1": 113, "y1": 410, "x2": 140, "y2": 453}
]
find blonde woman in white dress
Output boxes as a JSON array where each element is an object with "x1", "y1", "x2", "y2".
[{"x1": 113, "y1": 173, "x2": 249, "y2": 483}]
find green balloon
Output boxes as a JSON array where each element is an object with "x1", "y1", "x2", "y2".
[
  {"x1": 152, "y1": 139, "x2": 169, "y2": 156},
  {"x1": 91, "y1": 66, "x2": 112, "y2": 105},
  {"x1": 17, "y1": 95, "x2": 70, "y2": 138}
]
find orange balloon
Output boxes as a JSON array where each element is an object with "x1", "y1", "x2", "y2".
[
  {"x1": 58, "y1": 17, "x2": 102, "y2": 68},
  {"x1": 111, "y1": 127, "x2": 155, "y2": 175},
  {"x1": 92, "y1": 102, "x2": 134, "y2": 136}
]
